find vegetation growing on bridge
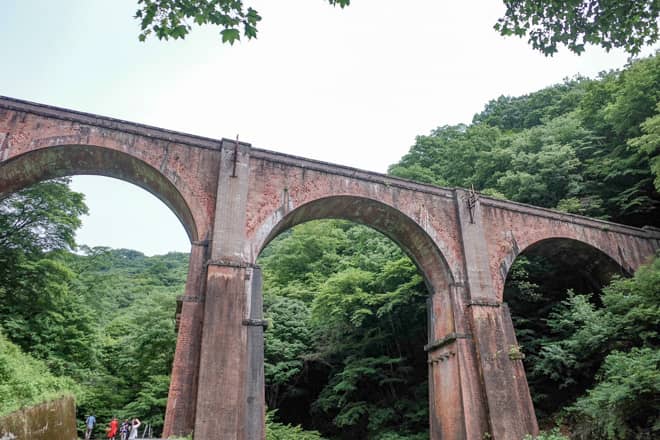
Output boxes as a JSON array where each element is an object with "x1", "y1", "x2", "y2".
[{"x1": 0, "y1": 53, "x2": 658, "y2": 439}]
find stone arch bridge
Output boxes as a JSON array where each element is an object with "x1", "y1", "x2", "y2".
[{"x1": 1, "y1": 97, "x2": 658, "y2": 440}]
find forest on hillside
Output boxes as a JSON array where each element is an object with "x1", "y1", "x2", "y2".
[{"x1": 1, "y1": 53, "x2": 659, "y2": 440}]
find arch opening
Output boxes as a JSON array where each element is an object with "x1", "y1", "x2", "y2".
[
  {"x1": 0, "y1": 144, "x2": 199, "y2": 242},
  {"x1": 0, "y1": 169, "x2": 191, "y2": 437},
  {"x1": 258, "y1": 219, "x2": 431, "y2": 438},
  {"x1": 502, "y1": 237, "x2": 630, "y2": 424},
  {"x1": 257, "y1": 195, "x2": 455, "y2": 292},
  {"x1": 254, "y1": 196, "x2": 455, "y2": 438}
]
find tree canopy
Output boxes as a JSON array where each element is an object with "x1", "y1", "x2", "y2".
[
  {"x1": 390, "y1": 53, "x2": 660, "y2": 226},
  {"x1": 495, "y1": 1, "x2": 660, "y2": 55},
  {"x1": 135, "y1": 0, "x2": 350, "y2": 44},
  {"x1": 134, "y1": 0, "x2": 659, "y2": 54}
]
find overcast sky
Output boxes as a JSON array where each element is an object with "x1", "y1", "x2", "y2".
[{"x1": 1, "y1": 1, "x2": 656, "y2": 255}]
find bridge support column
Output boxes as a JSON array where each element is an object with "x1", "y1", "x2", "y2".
[
  {"x1": 427, "y1": 281, "x2": 489, "y2": 439},
  {"x1": 245, "y1": 267, "x2": 266, "y2": 439},
  {"x1": 194, "y1": 262, "x2": 265, "y2": 439},
  {"x1": 454, "y1": 189, "x2": 538, "y2": 439},
  {"x1": 163, "y1": 240, "x2": 208, "y2": 437},
  {"x1": 193, "y1": 140, "x2": 266, "y2": 440}
]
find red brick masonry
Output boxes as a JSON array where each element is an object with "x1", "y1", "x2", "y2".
[{"x1": 1, "y1": 96, "x2": 658, "y2": 440}]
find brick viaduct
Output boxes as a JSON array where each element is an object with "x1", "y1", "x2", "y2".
[{"x1": 1, "y1": 96, "x2": 658, "y2": 439}]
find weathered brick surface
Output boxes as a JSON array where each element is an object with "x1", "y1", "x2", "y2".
[
  {"x1": 481, "y1": 198, "x2": 659, "y2": 300},
  {"x1": 0, "y1": 396, "x2": 77, "y2": 440},
  {"x1": 0, "y1": 97, "x2": 219, "y2": 242},
  {"x1": 244, "y1": 151, "x2": 462, "y2": 291},
  {"x1": 195, "y1": 265, "x2": 250, "y2": 439},
  {"x1": 2, "y1": 96, "x2": 659, "y2": 440},
  {"x1": 163, "y1": 242, "x2": 208, "y2": 437}
]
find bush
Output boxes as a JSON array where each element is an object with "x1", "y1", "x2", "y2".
[
  {"x1": 266, "y1": 411, "x2": 326, "y2": 440},
  {"x1": 0, "y1": 332, "x2": 76, "y2": 416},
  {"x1": 569, "y1": 348, "x2": 659, "y2": 439},
  {"x1": 523, "y1": 428, "x2": 569, "y2": 440}
]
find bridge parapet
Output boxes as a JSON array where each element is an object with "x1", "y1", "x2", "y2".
[
  {"x1": 481, "y1": 194, "x2": 660, "y2": 239},
  {"x1": 480, "y1": 195, "x2": 659, "y2": 299}
]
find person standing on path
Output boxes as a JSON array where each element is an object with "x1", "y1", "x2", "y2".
[
  {"x1": 119, "y1": 419, "x2": 130, "y2": 440},
  {"x1": 128, "y1": 418, "x2": 141, "y2": 440},
  {"x1": 85, "y1": 414, "x2": 96, "y2": 440},
  {"x1": 107, "y1": 416, "x2": 118, "y2": 440}
]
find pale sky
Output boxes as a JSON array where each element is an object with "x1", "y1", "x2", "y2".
[{"x1": 1, "y1": 1, "x2": 656, "y2": 255}]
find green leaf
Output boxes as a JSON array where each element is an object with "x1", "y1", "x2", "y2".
[{"x1": 221, "y1": 28, "x2": 240, "y2": 44}]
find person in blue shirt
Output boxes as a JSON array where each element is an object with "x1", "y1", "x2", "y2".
[{"x1": 85, "y1": 414, "x2": 96, "y2": 440}]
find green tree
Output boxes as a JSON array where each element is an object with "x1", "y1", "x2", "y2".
[
  {"x1": 266, "y1": 411, "x2": 326, "y2": 440},
  {"x1": 259, "y1": 221, "x2": 429, "y2": 439},
  {"x1": 577, "y1": 55, "x2": 660, "y2": 224},
  {"x1": 534, "y1": 257, "x2": 660, "y2": 436},
  {"x1": 264, "y1": 295, "x2": 313, "y2": 409},
  {"x1": 472, "y1": 78, "x2": 588, "y2": 130},
  {"x1": 135, "y1": 1, "x2": 659, "y2": 55},
  {"x1": 495, "y1": 1, "x2": 660, "y2": 55},
  {"x1": 0, "y1": 332, "x2": 77, "y2": 417},
  {"x1": 569, "y1": 348, "x2": 659, "y2": 439},
  {"x1": 0, "y1": 178, "x2": 87, "y2": 254},
  {"x1": 629, "y1": 103, "x2": 660, "y2": 191},
  {"x1": 0, "y1": 180, "x2": 99, "y2": 375},
  {"x1": 135, "y1": 0, "x2": 350, "y2": 44},
  {"x1": 70, "y1": 251, "x2": 185, "y2": 435},
  {"x1": 389, "y1": 124, "x2": 502, "y2": 189},
  {"x1": 391, "y1": 54, "x2": 660, "y2": 226},
  {"x1": 0, "y1": 180, "x2": 189, "y2": 436},
  {"x1": 0, "y1": 255, "x2": 101, "y2": 375}
]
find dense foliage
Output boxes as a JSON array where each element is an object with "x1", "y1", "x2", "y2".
[
  {"x1": 495, "y1": 1, "x2": 659, "y2": 55},
  {"x1": 135, "y1": 0, "x2": 350, "y2": 44},
  {"x1": 1, "y1": 54, "x2": 658, "y2": 439},
  {"x1": 260, "y1": 221, "x2": 429, "y2": 439},
  {"x1": 560, "y1": 259, "x2": 660, "y2": 438},
  {"x1": 387, "y1": 53, "x2": 660, "y2": 438},
  {"x1": 266, "y1": 411, "x2": 326, "y2": 440},
  {"x1": 0, "y1": 332, "x2": 76, "y2": 417},
  {"x1": 390, "y1": 53, "x2": 660, "y2": 227},
  {"x1": 134, "y1": 1, "x2": 659, "y2": 55},
  {"x1": 0, "y1": 180, "x2": 185, "y2": 435}
]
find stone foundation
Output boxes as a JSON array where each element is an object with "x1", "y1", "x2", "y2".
[{"x1": 0, "y1": 396, "x2": 76, "y2": 440}]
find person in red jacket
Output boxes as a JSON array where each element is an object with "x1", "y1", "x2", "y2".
[{"x1": 106, "y1": 417, "x2": 118, "y2": 440}]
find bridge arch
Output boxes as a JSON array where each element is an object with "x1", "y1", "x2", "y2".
[
  {"x1": 249, "y1": 196, "x2": 467, "y2": 438},
  {"x1": 496, "y1": 232, "x2": 632, "y2": 300},
  {"x1": 252, "y1": 195, "x2": 455, "y2": 292},
  {"x1": 500, "y1": 236, "x2": 631, "y2": 421},
  {"x1": 4, "y1": 96, "x2": 659, "y2": 440},
  {"x1": 0, "y1": 144, "x2": 200, "y2": 242},
  {"x1": 515, "y1": 237, "x2": 628, "y2": 282}
]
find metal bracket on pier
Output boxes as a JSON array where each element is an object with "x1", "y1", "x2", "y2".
[
  {"x1": 242, "y1": 318, "x2": 269, "y2": 329},
  {"x1": 424, "y1": 332, "x2": 471, "y2": 352}
]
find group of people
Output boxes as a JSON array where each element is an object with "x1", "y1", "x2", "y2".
[{"x1": 85, "y1": 414, "x2": 141, "y2": 440}]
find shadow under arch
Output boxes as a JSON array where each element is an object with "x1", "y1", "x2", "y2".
[
  {"x1": 0, "y1": 144, "x2": 199, "y2": 242},
  {"x1": 502, "y1": 237, "x2": 630, "y2": 295},
  {"x1": 502, "y1": 236, "x2": 631, "y2": 420},
  {"x1": 257, "y1": 195, "x2": 454, "y2": 293}
]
